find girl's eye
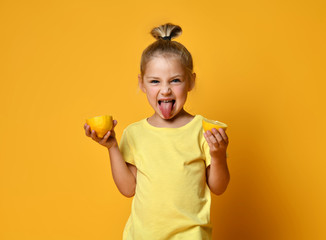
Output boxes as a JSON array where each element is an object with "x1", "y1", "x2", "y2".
[
  {"x1": 172, "y1": 79, "x2": 181, "y2": 83},
  {"x1": 150, "y1": 80, "x2": 159, "y2": 84}
]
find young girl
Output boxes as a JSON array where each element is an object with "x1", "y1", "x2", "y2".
[{"x1": 84, "y1": 23, "x2": 230, "y2": 240}]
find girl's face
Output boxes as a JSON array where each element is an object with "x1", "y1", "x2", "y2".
[{"x1": 139, "y1": 55, "x2": 195, "y2": 121}]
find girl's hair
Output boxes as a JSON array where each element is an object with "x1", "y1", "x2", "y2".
[{"x1": 140, "y1": 23, "x2": 194, "y2": 82}]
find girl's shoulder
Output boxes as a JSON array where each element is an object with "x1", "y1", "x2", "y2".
[{"x1": 123, "y1": 118, "x2": 147, "y2": 132}]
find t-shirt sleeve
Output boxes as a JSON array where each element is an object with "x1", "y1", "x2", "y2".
[
  {"x1": 203, "y1": 139, "x2": 211, "y2": 168},
  {"x1": 119, "y1": 129, "x2": 135, "y2": 165}
]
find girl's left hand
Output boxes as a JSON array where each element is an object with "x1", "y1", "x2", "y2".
[{"x1": 204, "y1": 128, "x2": 229, "y2": 160}]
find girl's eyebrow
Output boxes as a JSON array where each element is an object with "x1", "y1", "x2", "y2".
[{"x1": 145, "y1": 74, "x2": 183, "y2": 79}]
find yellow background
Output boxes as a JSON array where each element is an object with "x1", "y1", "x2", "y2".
[{"x1": 1, "y1": 0, "x2": 325, "y2": 239}]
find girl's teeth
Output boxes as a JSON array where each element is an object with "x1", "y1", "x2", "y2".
[{"x1": 158, "y1": 100, "x2": 175, "y2": 105}]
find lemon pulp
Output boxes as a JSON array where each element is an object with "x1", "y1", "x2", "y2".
[
  {"x1": 202, "y1": 119, "x2": 228, "y2": 132},
  {"x1": 86, "y1": 115, "x2": 113, "y2": 138}
]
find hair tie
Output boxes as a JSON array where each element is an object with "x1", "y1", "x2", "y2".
[{"x1": 161, "y1": 36, "x2": 171, "y2": 41}]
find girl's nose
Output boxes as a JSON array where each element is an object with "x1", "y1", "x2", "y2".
[{"x1": 160, "y1": 85, "x2": 172, "y2": 95}]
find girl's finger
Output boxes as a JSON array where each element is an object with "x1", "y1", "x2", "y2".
[
  {"x1": 218, "y1": 128, "x2": 229, "y2": 144},
  {"x1": 99, "y1": 131, "x2": 111, "y2": 145},
  {"x1": 204, "y1": 132, "x2": 214, "y2": 149},
  {"x1": 212, "y1": 128, "x2": 223, "y2": 144},
  {"x1": 206, "y1": 130, "x2": 219, "y2": 148},
  {"x1": 85, "y1": 125, "x2": 91, "y2": 137},
  {"x1": 103, "y1": 130, "x2": 111, "y2": 140},
  {"x1": 111, "y1": 120, "x2": 118, "y2": 130},
  {"x1": 91, "y1": 130, "x2": 100, "y2": 141}
]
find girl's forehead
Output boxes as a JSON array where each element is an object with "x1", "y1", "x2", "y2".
[{"x1": 145, "y1": 55, "x2": 184, "y2": 72}]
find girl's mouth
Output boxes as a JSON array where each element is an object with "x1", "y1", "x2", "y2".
[{"x1": 158, "y1": 100, "x2": 175, "y2": 118}]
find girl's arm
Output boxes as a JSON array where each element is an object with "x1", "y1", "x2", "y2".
[
  {"x1": 108, "y1": 145, "x2": 137, "y2": 197},
  {"x1": 84, "y1": 121, "x2": 136, "y2": 198},
  {"x1": 204, "y1": 128, "x2": 230, "y2": 195},
  {"x1": 206, "y1": 158, "x2": 230, "y2": 195}
]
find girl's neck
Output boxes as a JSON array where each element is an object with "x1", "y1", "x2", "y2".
[{"x1": 147, "y1": 109, "x2": 194, "y2": 128}]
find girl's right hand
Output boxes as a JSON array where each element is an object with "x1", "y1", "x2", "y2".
[{"x1": 84, "y1": 119, "x2": 118, "y2": 149}]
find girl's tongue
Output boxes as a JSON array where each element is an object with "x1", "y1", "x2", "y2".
[{"x1": 158, "y1": 100, "x2": 175, "y2": 119}]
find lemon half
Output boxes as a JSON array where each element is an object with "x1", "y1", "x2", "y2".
[
  {"x1": 202, "y1": 119, "x2": 228, "y2": 132},
  {"x1": 86, "y1": 115, "x2": 113, "y2": 138}
]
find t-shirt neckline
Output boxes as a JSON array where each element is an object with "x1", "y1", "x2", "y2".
[{"x1": 143, "y1": 115, "x2": 201, "y2": 131}]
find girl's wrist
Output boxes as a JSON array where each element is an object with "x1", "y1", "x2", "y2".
[
  {"x1": 211, "y1": 154, "x2": 227, "y2": 164},
  {"x1": 107, "y1": 140, "x2": 118, "y2": 150}
]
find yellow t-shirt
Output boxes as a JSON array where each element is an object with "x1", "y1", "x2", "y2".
[{"x1": 119, "y1": 115, "x2": 216, "y2": 240}]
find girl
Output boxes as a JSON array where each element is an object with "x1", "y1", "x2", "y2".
[{"x1": 84, "y1": 23, "x2": 230, "y2": 240}]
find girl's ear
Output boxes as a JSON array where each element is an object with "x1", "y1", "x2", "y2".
[
  {"x1": 138, "y1": 74, "x2": 146, "y2": 93},
  {"x1": 188, "y1": 72, "x2": 196, "y2": 91}
]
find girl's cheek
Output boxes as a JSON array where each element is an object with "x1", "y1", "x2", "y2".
[
  {"x1": 145, "y1": 86, "x2": 157, "y2": 96},
  {"x1": 174, "y1": 85, "x2": 188, "y2": 97},
  {"x1": 148, "y1": 89, "x2": 160, "y2": 103}
]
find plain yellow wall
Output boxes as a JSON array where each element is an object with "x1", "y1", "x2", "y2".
[{"x1": 1, "y1": 0, "x2": 325, "y2": 239}]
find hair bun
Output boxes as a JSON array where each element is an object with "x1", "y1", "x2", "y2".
[{"x1": 150, "y1": 23, "x2": 182, "y2": 40}]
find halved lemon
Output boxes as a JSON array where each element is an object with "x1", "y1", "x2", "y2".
[
  {"x1": 202, "y1": 119, "x2": 228, "y2": 132},
  {"x1": 86, "y1": 115, "x2": 113, "y2": 138}
]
